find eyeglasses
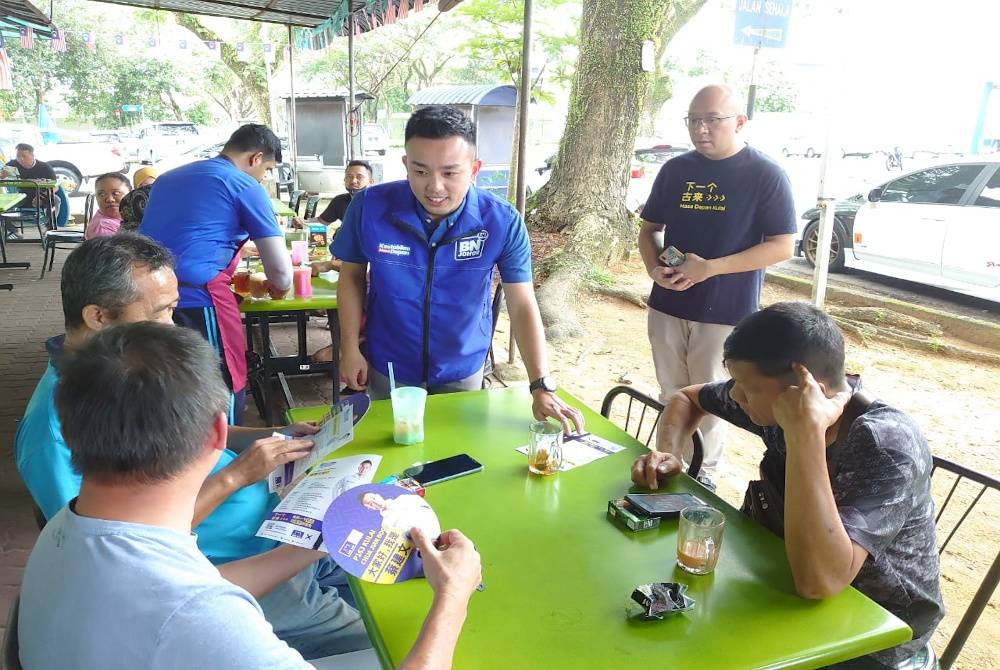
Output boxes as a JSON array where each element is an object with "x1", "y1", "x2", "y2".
[{"x1": 683, "y1": 115, "x2": 737, "y2": 129}]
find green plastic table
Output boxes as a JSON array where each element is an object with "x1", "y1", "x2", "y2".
[
  {"x1": 271, "y1": 197, "x2": 297, "y2": 217},
  {"x1": 0, "y1": 192, "x2": 27, "y2": 288},
  {"x1": 0, "y1": 179, "x2": 57, "y2": 245},
  {"x1": 287, "y1": 387, "x2": 912, "y2": 670},
  {"x1": 239, "y1": 275, "x2": 339, "y2": 423}
]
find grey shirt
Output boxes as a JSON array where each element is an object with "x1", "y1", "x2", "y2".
[{"x1": 700, "y1": 380, "x2": 944, "y2": 667}]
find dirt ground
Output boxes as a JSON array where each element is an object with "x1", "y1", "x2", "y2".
[{"x1": 491, "y1": 258, "x2": 999, "y2": 669}]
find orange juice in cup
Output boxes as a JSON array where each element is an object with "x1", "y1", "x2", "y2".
[{"x1": 232, "y1": 269, "x2": 250, "y2": 295}]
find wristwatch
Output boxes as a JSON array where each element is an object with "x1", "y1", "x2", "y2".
[{"x1": 528, "y1": 376, "x2": 557, "y2": 394}]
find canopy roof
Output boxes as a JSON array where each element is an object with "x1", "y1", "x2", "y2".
[
  {"x1": 0, "y1": 0, "x2": 54, "y2": 38},
  {"x1": 91, "y1": 0, "x2": 344, "y2": 28},
  {"x1": 408, "y1": 84, "x2": 517, "y2": 107}
]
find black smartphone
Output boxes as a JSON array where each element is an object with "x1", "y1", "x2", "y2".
[
  {"x1": 624, "y1": 493, "x2": 705, "y2": 518},
  {"x1": 403, "y1": 454, "x2": 484, "y2": 487}
]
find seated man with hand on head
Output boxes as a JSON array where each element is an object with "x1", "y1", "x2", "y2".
[
  {"x1": 630, "y1": 302, "x2": 944, "y2": 670},
  {"x1": 15, "y1": 234, "x2": 369, "y2": 659},
  {"x1": 19, "y1": 322, "x2": 483, "y2": 670}
]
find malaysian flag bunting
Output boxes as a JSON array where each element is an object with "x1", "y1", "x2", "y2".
[
  {"x1": 147, "y1": 36, "x2": 157, "y2": 48},
  {"x1": 0, "y1": 35, "x2": 12, "y2": 91},
  {"x1": 51, "y1": 28, "x2": 67, "y2": 52},
  {"x1": 178, "y1": 39, "x2": 188, "y2": 50},
  {"x1": 19, "y1": 26, "x2": 34, "y2": 49},
  {"x1": 398, "y1": 0, "x2": 409, "y2": 20},
  {"x1": 414, "y1": 0, "x2": 424, "y2": 12},
  {"x1": 205, "y1": 41, "x2": 220, "y2": 59},
  {"x1": 82, "y1": 32, "x2": 96, "y2": 52},
  {"x1": 235, "y1": 41, "x2": 249, "y2": 62},
  {"x1": 263, "y1": 42, "x2": 275, "y2": 63},
  {"x1": 386, "y1": 1, "x2": 397, "y2": 24},
  {"x1": 369, "y1": 11, "x2": 381, "y2": 29},
  {"x1": 113, "y1": 34, "x2": 125, "y2": 50}
]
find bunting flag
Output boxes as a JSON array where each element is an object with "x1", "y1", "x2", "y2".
[
  {"x1": 19, "y1": 26, "x2": 34, "y2": 49},
  {"x1": 414, "y1": 0, "x2": 424, "y2": 12},
  {"x1": 205, "y1": 40, "x2": 220, "y2": 59},
  {"x1": 0, "y1": 35, "x2": 12, "y2": 91},
  {"x1": 369, "y1": 11, "x2": 380, "y2": 29},
  {"x1": 147, "y1": 36, "x2": 157, "y2": 48},
  {"x1": 81, "y1": 32, "x2": 96, "y2": 52},
  {"x1": 178, "y1": 38, "x2": 187, "y2": 50},
  {"x1": 51, "y1": 27, "x2": 67, "y2": 52},
  {"x1": 386, "y1": 1, "x2": 397, "y2": 24},
  {"x1": 262, "y1": 42, "x2": 274, "y2": 63},
  {"x1": 235, "y1": 41, "x2": 249, "y2": 62},
  {"x1": 397, "y1": 0, "x2": 409, "y2": 20},
  {"x1": 113, "y1": 34, "x2": 125, "y2": 49}
]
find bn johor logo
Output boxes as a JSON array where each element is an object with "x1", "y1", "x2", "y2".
[{"x1": 455, "y1": 230, "x2": 489, "y2": 261}]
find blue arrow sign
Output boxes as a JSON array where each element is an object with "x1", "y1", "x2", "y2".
[
  {"x1": 734, "y1": 0, "x2": 792, "y2": 49},
  {"x1": 121, "y1": 104, "x2": 143, "y2": 113}
]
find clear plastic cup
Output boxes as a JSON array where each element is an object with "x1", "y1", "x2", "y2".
[
  {"x1": 391, "y1": 386, "x2": 427, "y2": 445},
  {"x1": 527, "y1": 420, "x2": 563, "y2": 475}
]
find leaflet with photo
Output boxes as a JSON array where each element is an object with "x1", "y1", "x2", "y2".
[
  {"x1": 268, "y1": 400, "x2": 354, "y2": 493},
  {"x1": 256, "y1": 454, "x2": 382, "y2": 551},
  {"x1": 516, "y1": 433, "x2": 626, "y2": 471}
]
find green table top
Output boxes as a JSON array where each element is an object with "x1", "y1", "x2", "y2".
[
  {"x1": 288, "y1": 388, "x2": 911, "y2": 670},
  {"x1": 237, "y1": 274, "x2": 337, "y2": 312},
  {"x1": 271, "y1": 197, "x2": 297, "y2": 217},
  {"x1": 0, "y1": 179, "x2": 57, "y2": 188},
  {"x1": 0, "y1": 193, "x2": 26, "y2": 212}
]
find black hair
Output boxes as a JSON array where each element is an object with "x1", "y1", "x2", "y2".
[
  {"x1": 56, "y1": 322, "x2": 230, "y2": 484},
  {"x1": 404, "y1": 105, "x2": 476, "y2": 145},
  {"x1": 61, "y1": 234, "x2": 174, "y2": 330},
  {"x1": 723, "y1": 301, "x2": 846, "y2": 386},
  {"x1": 94, "y1": 172, "x2": 131, "y2": 192},
  {"x1": 346, "y1": 159, "x2": 374, "y2": 177},
  {"x1": 14, "y1": 143, "x2": 33, "y2": 153},
  {"x1": 222, "y1": 123, "x2": 283, "y2": 163}
]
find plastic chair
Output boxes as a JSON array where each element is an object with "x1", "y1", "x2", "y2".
[
  {"x1": 600, "y1": 385, "x2": 704, "y2": 478},
  {"x1": 930, "y1": 455, "x2": 1000, "y2": 669},
  {"x1": 289, "y1": 190, "x2": 305, "y2": 216},
  {"x1": 304, "y1": 195, "x2": 321, "y2": 219},
  {"x1": 1, "y1": 593, "x2": 22, "y2": 670},
  {"x1": 274, "y1": 163, "x2": 295, "y2": 201}
]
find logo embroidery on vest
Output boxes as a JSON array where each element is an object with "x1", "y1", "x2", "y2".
[
  {"x1": 455, "y1": 230, "x2": 489, "y2": 261},
  {"x1": 377, "y1": 242, "x2": 411, "y2": 257}
]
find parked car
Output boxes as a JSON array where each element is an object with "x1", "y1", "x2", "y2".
[
  {"x1": 362, "y1": 123, "x2": 388, "y2": 156},
  {"x1": 795, "y1": 157, "x2": 1000, "y2": 302},
  {"x1": 138, "y1": 122, "x2": 201, "y2": 164},
  {"x1": 0, "y1": 123, "x2": 130, "y2": 195},
  {"x1": 90, "y1": 130, "x2": 141, "y2": 162},
  {"x1": 781, "y1": 138, "x2": 823, "y2": 158}
]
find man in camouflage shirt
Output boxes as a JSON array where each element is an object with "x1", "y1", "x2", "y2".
[{"x1": 631, "y1": 301, "x2": 943, "y2": 669}]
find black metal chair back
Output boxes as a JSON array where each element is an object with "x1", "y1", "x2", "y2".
[
  {"x1": 83, "y1": 192, "x2": 95, "y2": 222},
  {"x1": 482, "y1": 282, "x2": 504, "y2": 386},
  {"x1": 304, "y1": 195, "x2": 321, "y2": 219},
  {"x1": 931, "y1": 455, "x2": 1000, "y2": 669},
  {"x1": 600, "y1": 385, "x2": 703, "y2": 478},
  {"x1": 289, "y1": 190, "x2": 305, "y2": 215}
]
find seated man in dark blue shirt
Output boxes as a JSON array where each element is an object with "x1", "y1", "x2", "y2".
[{"x1": 631, "y1": 301, "x2": 944, "y2": 669}]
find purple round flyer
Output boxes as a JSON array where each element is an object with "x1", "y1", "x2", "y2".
[{"x1": 322, "y1": 483, "x2": 441, "y2": 583}]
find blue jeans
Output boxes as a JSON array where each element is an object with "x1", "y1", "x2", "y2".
[{"x1": 257, "y1": 556, "x2": 371, "y2": 660}]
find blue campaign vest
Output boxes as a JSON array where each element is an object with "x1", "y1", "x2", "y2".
[{"x1": 360, "y1": 182, "x2": 515, "y2": 386}]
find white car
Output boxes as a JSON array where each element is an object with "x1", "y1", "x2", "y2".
[
  {"x1": 138, "y1": 122, "x2": 201, "y2": 164},
  {"x1": 796, "y1": 156, "x2": 1000, "y2": 302},
  {"x1": 362, "y1": 124, "x2": 388, "y2": 156}
]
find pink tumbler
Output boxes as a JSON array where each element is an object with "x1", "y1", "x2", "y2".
[
  {"x1": 293, "y1": 266, "x2": 313, "y2": 298},
  {"x1": 291, "y1": 240, "x2": 309, "y2": 266}
]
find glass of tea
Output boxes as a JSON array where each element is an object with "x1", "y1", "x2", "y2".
[
  {"x1": 527, "y1": 420, "x2": 563, "y2": 475},
  {"x1": 248, "y1": 272, "x2": 269, "y2": 300},
  {"x1": 676, "y1": 505, "x2": 725, "y2": 575},
  {"x1": 232, "y1": 268, "x2": 250, "y2": 295}
]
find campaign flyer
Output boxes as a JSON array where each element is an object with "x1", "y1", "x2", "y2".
[
  {"x1": 268, "y1": 399, "x2": 356, "y2": 493},
  {"x1": 257, "y1": 454, "x2": 381, "y2": 551},
  {"x1": 322, "y1": 483, "x2": 441, "y2": 584},
  {"x1": 515, "y1": 433, "x2": 626, "y2": 471}
]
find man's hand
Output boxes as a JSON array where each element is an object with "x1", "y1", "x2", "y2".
[
  {"x1": 772, "y1": 363, "x2": 852, "y2": 444},
  {"x1": 649, "y1": 265, "x2": 695, "y2": 292},
  {"x1": 412, "y1": 527, "x2": 482, "y2": 602},
  {"x1": 340, "y1": 346, "x2": 368, "y2": 391},
  {"x1": 531, "y1": 391, "x2": 585, "y2": 434},
  {"x1": 285, "y1": 422, "x2": 319, "y2": 438},
  {"x1": 291, "y1": 216, "x2": 306, "y2": 229},
  {"x1": 630, "y1": 451, "x2": 683, "y2": 490},
  {"x1": 225, "y1": 435, "x2": 314, "y2": 489},
  {"x1": 673, "y1": 252, "x2": 714, "y2": 285},
  {"x1": 264, "y1": 279, "x2": 289, "y2": 300}
]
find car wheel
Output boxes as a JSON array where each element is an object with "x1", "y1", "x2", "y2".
[
  {"x1": 378, "y1": 150, "x2": 386, "y2": 156},
  {"x1": 782, "y1": 148, "x2": 791, "y2": 157},
  {"x1": 51, "y1": 165, "x2": 83, "y2": 196},
  {"x1": 805, "y1": 147, "x2": 816, "y2": 158},
  {"x1": 802, "y1": 219, "x2": 847, "y2": 272}
]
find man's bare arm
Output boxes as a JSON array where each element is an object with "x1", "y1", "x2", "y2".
[
  {"x1": 217, "y1": 545, "x2": 324, "y2": 599},
  {"x1": 337, "y1": 261, "x2": 369, "y2": 389},
  {"x1": 630, "y1": 385, "x2": 708, "y2": 489}
]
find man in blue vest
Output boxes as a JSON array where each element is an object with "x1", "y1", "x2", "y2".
[{"x1": 332, "y1": 105, "x2": 583, "y2": 432}]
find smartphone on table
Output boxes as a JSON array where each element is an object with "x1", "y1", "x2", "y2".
[
  {"x1": 403, "y1": 454, "x2": 484, "y2": 487},
  {"x1": 624, "y1": 493, "x2": 705, "y2": 518}
]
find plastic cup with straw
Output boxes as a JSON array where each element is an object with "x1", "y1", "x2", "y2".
[{"x1": 388, "y1": 362, "x2": 427, "y2": 444}]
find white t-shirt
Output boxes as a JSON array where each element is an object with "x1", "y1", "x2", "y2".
[{"x1": 19, "y1": 505, "x2": 311, "y2": 670}]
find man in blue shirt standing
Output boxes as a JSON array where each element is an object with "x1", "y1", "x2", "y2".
[
  {"x1": 638, "y1": 84, "x2": 796, "y2": 479},
  {"x1": 333, "y1": 106, "x2": 583, "y2": 432}
]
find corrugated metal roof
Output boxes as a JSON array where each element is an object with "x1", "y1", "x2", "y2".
[
  {"x1": 0, "y1": 0, "x2": 54, "y2": 37},
  {"x1": 407, "y1": 84, "x2": 517, "y2": 107},
  {"x1": 92, "y1": 0, "x2": 344, "y2": 28}
]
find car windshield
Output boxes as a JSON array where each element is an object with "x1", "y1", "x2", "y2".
[{"x1": 156, "y1": 125, "x2": 197, "y2": 136}]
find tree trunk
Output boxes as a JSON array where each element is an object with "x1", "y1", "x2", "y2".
[
  {"x1": 640, "y1": 0, "x2": 705, "y2": 137},
  {"x1": 527, "y1": 0, "x2": 685, "y2": 340}
]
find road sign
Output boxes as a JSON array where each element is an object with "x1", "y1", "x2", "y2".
[
  {"x1": 734, "y1": 0, "x2": 792, "y2": 49},
  {"x1": 121, "y1": 104, "x2": 143, "y2": 112}
]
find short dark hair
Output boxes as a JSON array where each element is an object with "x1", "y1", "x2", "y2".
[
  {"x1": 346, "y1": 159, "x2": 373, "y2": 177},
  {"x1": 61, "y1": 234, "x2": 174, "y2": 330},
  {"x1": 405, "y1": 106, "x2": 476, "y2": 145},
  {"x1": 56, "y1": 323, "x2": 230, "y2": 484},
  {"x1": 222, "y1": 123, "x2": 283, "y2": 163},
  {"x1": 722, "y1": 301, "x2": 846, "y2": 385},
  {"x1": 14, "y1": 143, "x2": 33, "y2": 153},
  {"x1": 94, "y1": 172, "x2": 131, "y2": 192}
]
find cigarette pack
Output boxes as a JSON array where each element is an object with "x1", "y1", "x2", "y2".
[
  {"x1": 393, "y1": 477, "x2": 426, "y2": 497},
  {"x1": 308, "y1": 223, "x2": 328, "y2": 249},
  {"x1": 607, "y1": 498, "x2": 660, "y2": 532}
]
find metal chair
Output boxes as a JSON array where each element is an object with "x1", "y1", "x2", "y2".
[
  {"x1": 600, "y1": 385, "x2": 703, "y2": 478},
  {"x1": 930, "y1": 455, "x2": 1000, "y2": 669},
  {"x1": 39, "y1": 187, "x2": 83, "y2": 279},
  {"x1": 303, "y1": 194, "x2": 322, "y2": 219},
  {"x1": 288, "y1": 189, "x2": 305, "y2": 216},
  {"x1": 1, "y1": 593, "x2": 21, "y2": 670},
  {"x1": 482, "y1": 282, "x2": 504, "y2": 387},
  {"x1": 83, "y1": 192, "x2": 95, "y2": 222}
]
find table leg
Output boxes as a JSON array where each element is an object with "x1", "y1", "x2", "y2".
[
  {"x1": 259, "y1": 316, "x2": 274, "y2": 425},
  {"x1": 327, "y1": 308, "x2": 340, "y2": 402}
]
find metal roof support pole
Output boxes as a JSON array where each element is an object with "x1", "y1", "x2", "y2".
[
  {"x1": 348, "y1": 8, "x2": 356, "y2": 161},
  {"x1": 509, "y1": 0, "x2": 533, "y2": 365},
  {"x1": 287, "y1": 24, "x2": 299, "y2": 182}
]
